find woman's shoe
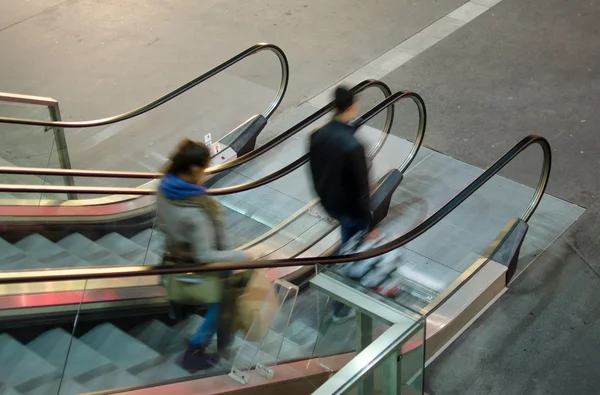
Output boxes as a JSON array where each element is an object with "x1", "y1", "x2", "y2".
[{"x1": 182, "y1": 344, "x2": 220, "y2": 372}]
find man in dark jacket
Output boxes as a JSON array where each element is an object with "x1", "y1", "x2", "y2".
[{"x1": 309, "y1": 85, "x2": 373, "y2": 323}]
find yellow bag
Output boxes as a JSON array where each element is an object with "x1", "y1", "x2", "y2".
[{"x1": 234, "y1": 269, "x2": 279, "y2": 342}]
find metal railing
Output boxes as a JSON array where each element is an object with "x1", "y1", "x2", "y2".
[
  {"x1": 0, "y1": 43, "x2": 289, "y2": 201},
  {"x1": 0, "y1": 135, "x2": 550, "y2": 284},
  {"x1": 0, "y1": 90, "x2": 424, "y2": 197},
  {"x1": 0, "y1": 79, "x2": 393, "y2": 181},
  {"x1": 0, "y1": 93, "x2": 75, "y2": 198},
  {"x1": 0, "y1": 43, "x2": 289, "y2": 128}
]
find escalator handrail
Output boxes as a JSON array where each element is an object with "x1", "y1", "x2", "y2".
[
  {"x1": 0, "y1": 43, "x2": 289, "y2": 128},
  {"x1": 0, "y1": 134, "x2": 550, "y2": 285},
  {"x1": 0, "y1": 80, "x2": 392, "y2": 178},
  {"x1": 207, "y1": 79, "x2": 394, "y2": 175},
  {"x1": 0, "y1": 90, "x2": 423, "y2": 197}
]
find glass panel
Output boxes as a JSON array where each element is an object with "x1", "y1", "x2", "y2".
[
  {"x1": 371, "y1": 142, "x2": 546, "y2": 313},
  {"x1": 0, "y1": 100, "x2": 68, "y2": 201},
  {"x1": 37, "y1": 270, "x2": 339, "y2": 393},
  {"x1": 0, "y1": 279, "x2": 81, "y2": 395},
  {"x1": 0, "y1": 248, "x2": 424, "y2": 394},
  {"x1": 344, "y1": 319, "x2": 425, "y2": 395},
  {"x1": 400, "y1": 323, "x2": 425, "y2": 395},
  {"x1": 0, "y1": 165, "x2": 334, "y2": 274},
  {"x1": 61, "y1": 49, "x2": 284, "y2": 189},
  {"x1": 230, "y1": 278, "x2": 299, "y2": 383},
  {"x1": 0, "y1": 191, "x2": 160, "y2": 273},
  {"x1": 317, "y1": 263, "x2": 424, "y2": 319},
  {"x1": 205, "y1": 85, "x2": 392, "y2": 253}
]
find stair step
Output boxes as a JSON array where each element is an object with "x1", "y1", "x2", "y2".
[
  {"x1": 82, "y1": 368, "x2": 143, "y2": 393},
  {"x1": 0, "y1": 382, "x2": 22, "y2": 395},
  {"x1": 172, "y1": 314, "x2": 205, "y2": 344},
  {"x1": 130, "y1": 229, "x2": 165, "y2": 254},
  {"x1": 96, "y1": 233, "x2": 162, "y2": 265},
  {"x1": 136, "y1": 362, "x2": 189, "y2": 382},
  {"x1": 259, "y1": 331, "x2": 304, "y2": 362},
  {"x1": 0, "y1": 238, "x2": 42, "y2": 270},
  {"x1": 284, "y1": 321, "x2": 319, "y2": 349},
  {"x1": 80, "y1": 323, "x2": 162, "y2": 372},
  {"x1": 14, "y1": 235, "x2": 88, "y2": 268},
  {"x1": 21, "y1": 377, "x2": 89, "y2": 395},
  {"x1": 28, "y1": 328, "x2": 114, "y2": 379},
  {"x1": 0, "y1": 334, "x2": 61, "y2": 392},
  {"x1": 129, "y1": 320, "x2": 186, "y2": 356},
  {"x1": 219, "y1": 206, "x2": 272, "y2": 247},
  {"x1": 57, "y1": 233, "x2": 129, "y2": 266}
]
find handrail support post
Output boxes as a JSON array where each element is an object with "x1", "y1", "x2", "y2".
[{"x1": 47, "y1": 103, "x2": 77, "y2": 200}]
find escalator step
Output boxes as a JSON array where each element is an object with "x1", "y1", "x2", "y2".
[
  {"x1": 0, "y1": 334, "x2": 61, "y2": 391},
  {"x1": 14, "y1": 235, "x2": 88, "y2": 268},
  {"x1": 219, "y1": 206, "x2": 272, "y2": 248},
  {"x1": 82, "y1": 368, "x2": 143, "y2": 393},
  {"x1": 96, "y1": 233, "x2": 162, "y2": 265},
  {"x1": 284, "y1": 321, "x2": 319, "y2": 349},
  {"x1": 130, "y1": 229, "x2": 165, "y2": 254},
  {"x1": 80, "y1": 323, "x2": 162, "y2": 373},
  {"x1": 214, "y1": 171, "x2": 306, "y2": 224},
  {"x1": 129, "y1": 320, "x2": 185, "y2": 356},
  {"x1": 0, "y1": 383, "x2": 21, "y2": 395},
  {"x1": 0, "y1": 238, "x2": 41, "y2": 270},
  {"x1": 258, "y1": 332, "x2": 304, "y2": 362},
  {"x1": 28, "y1": 329, "x2": 115, "y2": 379},
  {"x1": 135, "y1": 362, "x2": 189, "y2": 382},
  {"x1": 57, "y1": 233, "x2": 129, "y2": 266},
  {"x1": 22, "y1": 377, "x2": 89, "y2": 395}
]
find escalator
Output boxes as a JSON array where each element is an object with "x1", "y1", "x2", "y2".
[
  {"x1": 0, "y1": 44, "x2": 552, "y2": 393},
  {"x1": 0, "y1": 87, "x2": 424, "y2": 394},
  {"x1": 0, "y1": 80, "x2": 400, "y2": 274},
  {"x1": 0, "y1": 133, "x2": 551, "y2": 395}
]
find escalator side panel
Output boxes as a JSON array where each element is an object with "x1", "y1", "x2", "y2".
[
  {"x1": 489, "y1": 218, "x2": 529, "y2": 284},
  {"x1": 370, "y1": 168, "x2": 403, "y2": 228},
  {"x1": 205, "y1": 114, "x2": 267, "y2": 188}
]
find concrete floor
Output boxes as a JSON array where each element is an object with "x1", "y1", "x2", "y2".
[
  {"x1": 0, "y1": 0, "x2": 464, "y2": 174},
  {"x1": 375, "y1": 0, "x2": 600, "y2": 393},
  {"x1": 1, "y1": 0, "x2": 600, "y2": 394}
]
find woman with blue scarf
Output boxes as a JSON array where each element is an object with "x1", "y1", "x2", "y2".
[{"x1": 157, "y1": 139, "x2": 251, "y2": 372}]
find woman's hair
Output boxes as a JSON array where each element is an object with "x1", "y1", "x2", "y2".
[{"x1": 164, "y1": 139, "x2": 211, "y2": 175}]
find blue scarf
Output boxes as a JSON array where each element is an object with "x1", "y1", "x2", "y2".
[{"x1": 159, "y1": 174, "x2": 206, "y2": 199}]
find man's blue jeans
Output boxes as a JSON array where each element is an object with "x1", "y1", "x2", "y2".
[{"x1": 332, "y1": 216, "x2": 369, "y2": 317}]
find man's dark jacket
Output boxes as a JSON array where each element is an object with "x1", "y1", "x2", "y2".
[{"x1": 309, "y1": 119, "x2": 371, "y2": 226}]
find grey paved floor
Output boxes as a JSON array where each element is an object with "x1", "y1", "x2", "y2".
[
  {"x1": 375, "y1": 0, "x2": 600, "y2": 393},
  {"x1": 0, "y1": 0, "x2": 465, "y2": 174}
]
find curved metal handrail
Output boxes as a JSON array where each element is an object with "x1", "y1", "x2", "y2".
[
  {"x1": 0, "y1": 43, "x2": 289, "y2": 128},
  {"x1": 0, "y1": 80, "x2": 393, "y2": 180},
  {"x1": 207, "y1": 79, "x2": 395, "y2": 175},
  {"x1": 0, "y1": 90, "x2": 425, "y2": 197},
  {"x1": 0, "y1": 135, "x2": 550, "y2": 284}
]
